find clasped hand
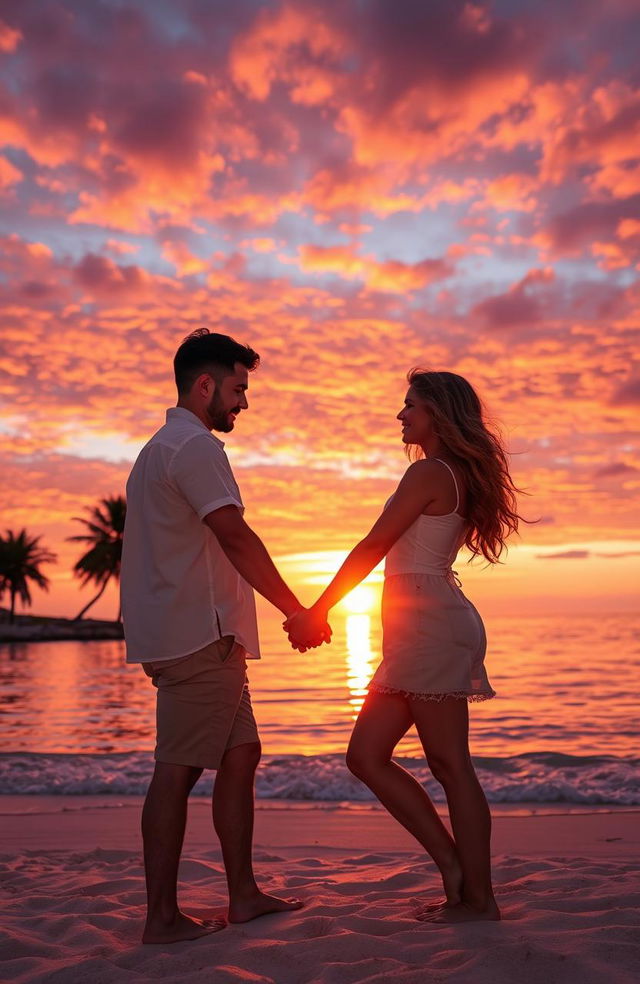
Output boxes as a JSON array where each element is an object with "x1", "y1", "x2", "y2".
[{"x1": 283, "y1": 606, "x2": 332, "y2": 653}]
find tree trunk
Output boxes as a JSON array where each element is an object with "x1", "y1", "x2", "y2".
[
  {"x1": 73, "y1": 579, "x2": 109, "y2": 621},
  {"x1": 9, "y1": 588, "x2": 16, "y2": 625}
]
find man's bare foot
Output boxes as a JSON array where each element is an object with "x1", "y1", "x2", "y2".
[
  {"x1": 418, "y1": 899, "x2": 501, "y2": 923},
  {"x1": 228, "y1": 891, "x2": 304, "y2": 924},
  {"x1": 142, "y1": 912, "x2": 226, "y2": 944}
]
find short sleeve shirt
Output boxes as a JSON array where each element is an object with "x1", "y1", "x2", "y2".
[{"x1": 121, "y1": 407, "x2": 260, "y2": 662}]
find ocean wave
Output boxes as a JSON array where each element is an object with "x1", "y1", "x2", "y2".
[{"x1": 1, "y1": 751, "x2": 638, "y2": 805}]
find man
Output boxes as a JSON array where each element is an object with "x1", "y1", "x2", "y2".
[{"x1": 121, "y1": 329, "x2": 330, "y2": 944}]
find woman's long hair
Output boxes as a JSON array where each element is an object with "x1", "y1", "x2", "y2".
[{"x1": 406, "y1": 369, "x2": 525, "y2": 564}]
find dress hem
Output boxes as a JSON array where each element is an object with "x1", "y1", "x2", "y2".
[{"x1": 368, "y1": 684, "x2": 496, "y2": 703}]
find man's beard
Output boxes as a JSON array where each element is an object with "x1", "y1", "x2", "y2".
[{"x1": 208, "y1": 391, "x2": 237, "y2": 432}]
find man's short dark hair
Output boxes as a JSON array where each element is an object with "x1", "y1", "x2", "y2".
[{"x1": 174, "y1": 329, "x2": 260, "y2": 395}]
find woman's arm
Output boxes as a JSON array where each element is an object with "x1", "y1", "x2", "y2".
[{"x1": 285, "y1": 460, "x2": 438, "y2": 642}]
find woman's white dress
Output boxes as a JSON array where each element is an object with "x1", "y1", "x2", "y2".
[{"x1": 368, "y1": 460, "x2": 495, "y2": 702}]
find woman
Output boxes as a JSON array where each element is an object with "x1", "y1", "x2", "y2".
[{"x1": 286, "y1": 369, "x2": 524, "y2": 922}]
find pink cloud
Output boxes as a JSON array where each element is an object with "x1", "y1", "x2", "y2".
[
  {"x1": 610, "y1": 378, "x2": 640, "y2": 405},
  {"x1": 472, "y1": 268, "x2": 555, "y2": 329},
  {"x1": 594, "y1": 462, "x2": 637, "y2": 477},
  {"x1": 110, "y1": 79, "x2": 209, "y2": 170},
  {"x1": 540, "y1": 195, "x2": 640, "y2": 257},
  {"x1": 536, "y1": 550, "x2": 591, "y2": 560},
  {"x1": 73, "y1": 253, "x2": 152, "y2": 295}
]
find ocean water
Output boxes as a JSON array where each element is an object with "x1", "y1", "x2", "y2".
[{"x1": 1, "y1": 610, "x2": 638, "y2": 807}]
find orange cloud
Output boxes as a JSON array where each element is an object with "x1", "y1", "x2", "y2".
[
  {"x1": 298, "y1": 243, "x2": 453, "y2": 290},
  {"x1": 305, "y1": 163, "x2": 423, "y2": 217},
  {"x1": 105, "y1": 239, "x2": 140, "y2": 256},
  {"x1": 542, "y1": 81, "x2": 640, "y2": 189},
  {"x1": 230, "y1": 2, "x2": 347, "y2": 102},
  {"x1": 0, "y1": 155, "x2": 22, "y2": 189},
  {"x1": 485, "y1": 174, "x2": 538, "y2": 213},
  {"x1": 161, "y1": 240, "x2": 210, "y2": 277},
  {"x1": 0, "y1": 19, "x2": 22, "y2": 52}
]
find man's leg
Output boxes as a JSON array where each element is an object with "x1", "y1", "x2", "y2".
[
  {"x1": 141, "y1": 761, "x2": 226, "y2": 943},
  {"x1": 211, "y1": 741, "x2": 303, "y2": 922}
]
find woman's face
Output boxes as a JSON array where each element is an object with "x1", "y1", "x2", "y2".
[{"x1": 397, "y1": 386, "x2": 436, "y2": 448}]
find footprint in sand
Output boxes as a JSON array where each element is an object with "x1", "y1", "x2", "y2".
[{"x1": 286, "y1": 916, "x2": 335, "y2": 939}]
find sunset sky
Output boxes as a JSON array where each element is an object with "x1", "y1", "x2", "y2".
[{"x1": 1, "y1": 0, "x2": 638, "y2": 620}]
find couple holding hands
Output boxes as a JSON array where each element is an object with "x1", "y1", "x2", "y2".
[{"x1": 121, "y1": 329, "x2": 522, "y2": 943}]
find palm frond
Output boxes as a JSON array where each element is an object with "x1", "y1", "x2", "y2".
[{"x1": 66, "y1": 495, "x2": 126, "y2": 618}]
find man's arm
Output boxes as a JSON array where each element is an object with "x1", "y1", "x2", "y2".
[{"x1": 204, "y1": 505, "x2": 330, "y2": 644}]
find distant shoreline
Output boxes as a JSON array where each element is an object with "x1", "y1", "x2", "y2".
[{"x1": 0, "y1": 610, "x2": 123, "y2": 643}]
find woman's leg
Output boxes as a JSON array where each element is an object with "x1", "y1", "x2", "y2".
[
  {"x1": 410, "y1": 696, "x2": 500, "y2": 921},
  {"x1": 347, "y1": 691, "x2": 462, "y2": 903}
]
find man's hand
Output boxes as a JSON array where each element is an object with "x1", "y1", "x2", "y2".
[{"x1": 283, "y1": 607, "x2": 332, "y2": 653}]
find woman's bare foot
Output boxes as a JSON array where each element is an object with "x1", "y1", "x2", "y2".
[
  {"x1": 142, "y1": 911, "x2": 226, "y2": 944},
  {"x1": 418, "y1": 899, "x2": 501, "y2": 923},
  {"x1": 228, "y1": 891, "x2": 304, "y2": 924},
  {"x1": 416, "y1": 859, "x2": 463, "y2": 917},
  {"x1": 442, "y1": 858, "x2": 463, "y2": 895},
  {"x1": 415, "y1": 897, "x2": 458, "y2": 918}
]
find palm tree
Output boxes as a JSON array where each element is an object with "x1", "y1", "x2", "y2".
[
  {"x1": 0, "y1": 529, "x2": 57, "y2": 624},
  {"x1": 68, "y1": 495, "x2": 126, "y2": 621}
]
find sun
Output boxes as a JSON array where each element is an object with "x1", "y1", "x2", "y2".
[{"x1": 341, "y1": 584, "x2": 377, "y2": 614}]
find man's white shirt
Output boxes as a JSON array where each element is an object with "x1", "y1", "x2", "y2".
[{"x1": 121, "y1": 407, "x2": 260, "y2": 663}]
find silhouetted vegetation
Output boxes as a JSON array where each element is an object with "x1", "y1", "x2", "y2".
[{"x1": 0, "y1": 529, "x2": 57, "y2": 624}]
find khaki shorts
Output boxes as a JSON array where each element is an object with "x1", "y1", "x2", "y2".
[{"x1": 142, "y1": 635, "x2": 259, "y2": 770}]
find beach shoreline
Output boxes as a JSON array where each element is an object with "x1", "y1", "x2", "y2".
[{"x1": 2, "y1": 795, "x2": 639, "y2": 857}]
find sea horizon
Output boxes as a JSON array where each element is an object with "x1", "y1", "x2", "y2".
[{"x1": 2, "y1": 607, "x2": 638, "y2": 811}]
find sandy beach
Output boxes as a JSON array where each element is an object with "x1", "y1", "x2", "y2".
[{"x1": 1, "y1": 798, "x2": 638, "y2": 984}]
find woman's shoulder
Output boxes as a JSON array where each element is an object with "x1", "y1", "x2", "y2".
[
  {"x1": 400, "y1": 457, "x2": 464, "y2": 513},
  {"x1": 402, "y1": 458, "x2": 456, "y2": 483}
]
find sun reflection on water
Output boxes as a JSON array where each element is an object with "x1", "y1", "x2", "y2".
[{"x1": 345, "y1": 613, "x2": 377, "y2": 718}]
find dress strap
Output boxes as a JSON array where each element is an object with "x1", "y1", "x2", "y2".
[{"x1": 432, "y1": 458, "x2": 460, "y2": 513}]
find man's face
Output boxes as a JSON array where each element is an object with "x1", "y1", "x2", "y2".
[{"x1": 207, "y1": 363, "x2": 249, "y2": 432}]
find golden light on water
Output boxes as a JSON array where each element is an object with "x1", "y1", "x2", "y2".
[{"x1": 345, "y1": 613, "x2": 376, "y2": 718}]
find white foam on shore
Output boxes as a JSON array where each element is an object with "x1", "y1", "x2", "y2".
[{"x1": 1, "y1": 751, "x2": 638, "y2": 805}]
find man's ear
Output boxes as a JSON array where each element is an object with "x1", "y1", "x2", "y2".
[{"x1": 196, "y1": 372, "x2": 215, "y2": 400}]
